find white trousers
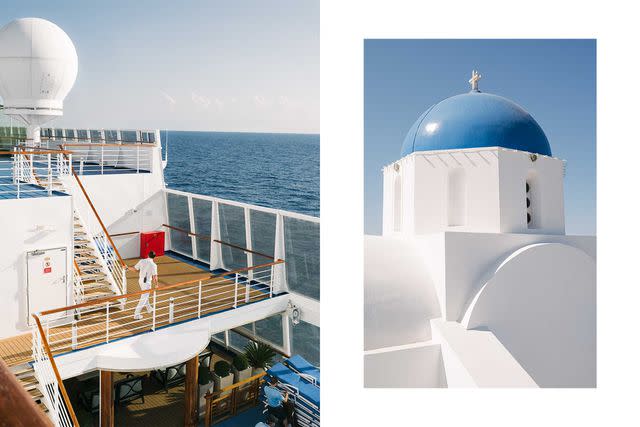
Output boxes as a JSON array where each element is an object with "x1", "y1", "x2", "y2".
[{"x1": 134, "y1": 283, "x2": 152, "y2": 317}]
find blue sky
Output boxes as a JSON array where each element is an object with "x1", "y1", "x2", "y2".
[
  {"x1": 2, "y1": 0, "x2": 319, "y2": 133},
  {"x1": 364, "y1": 39, "x2": 596, "y2": 236}
]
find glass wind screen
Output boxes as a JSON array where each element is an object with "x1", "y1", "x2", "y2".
[
  {"x1": 104, "y1": 130, "x2": 118, "y2": 142},
  {"x1": 290, "y1": 319, "x2": 320, "y2": 367},
  {"x1": 90, "y1": 130, "x2": 102, "y2": 142},
  {"x1": 250, "y1": 210, "x2": 276, "y2": 264},
  {"x1": 283, "y1": 217, "x2": 320, "y2": 300},
  {"x1": 229, "y1": 330, "x2": 251, "y2": 351},
  {"x1": 142, "y1": 131, "x2": 155, "y2": 143},
  {"x1": 167, "y1": 192, "x2": 193, "y2": 256},
  {"x1": 54, "y1": 129, "x2": 63, "y2": 139},
  {"x1": 64, "y1": 129, "x2": 75, "y2": 139},
  {"x1": 76, "y1": 130, "x2": 88, "y2": 141},
  {"x1": 218, "y1": 203, "x2": 247, "y2": 270},
  {"x1": 255, "y1": 314, "x2": 283, "y2": 348},
  {"x1": 212, "y1": 332, "x2": 225, "y2": 344},
  {"x1": 192, "y1": 197, "x2": 212, "y2": 263},
  {"x1": 121, "y1": 130, "x2": 137, "y2": 143}
]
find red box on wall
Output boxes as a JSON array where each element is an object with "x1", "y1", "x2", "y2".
[{"x1": 140, "y1": 231, "x2": 165, "y2": 258}]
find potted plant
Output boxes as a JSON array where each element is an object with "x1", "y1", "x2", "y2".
[
  {"x1": 198, "y1": 365, "x2": 213, "y2": 416},
  {"x1": 244, "y1": 342, "x2": 276, "y2": 376},
  {"x1": 232, "y1": 354, "x2": 252, "y2": 383},
  {"x1": 212, "y1": 360, "x2": 233, "y2": 391}
]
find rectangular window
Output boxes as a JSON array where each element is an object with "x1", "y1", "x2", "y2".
[
  {"x1": 290, "y1": 319, "x2": 320, "y2": 367},
  {"x1": 284, "y1": 217, "x2": 320, "y2": 300},
  {"x1": 167, "y1": 192, "x2": 193, "y2": 257},
  {"x1": 192, "y1": 197, "x2": 212, "y2": 263},
  {"x1": 250, "y1": 210, "x2": 277, "y2": 264}
]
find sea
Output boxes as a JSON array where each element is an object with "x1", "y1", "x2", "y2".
[
  {"x1": 163, "y1": 131, "x2": 319, "y2": 217},
  {"x1": 163, "y1": 131, "x2": 320, "y2": 366}
]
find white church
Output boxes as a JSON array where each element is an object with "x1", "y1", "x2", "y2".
[{"x1": 364, "y1": 71, "x2": 596, "y2": 388}]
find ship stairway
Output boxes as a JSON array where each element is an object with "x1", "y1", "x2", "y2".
[
  {"x1": 26, "y1": 155, "x2": 126, "y2": 315},
  {"x1": 10, "y1": 363, "x2": 50, "y2": 416}
]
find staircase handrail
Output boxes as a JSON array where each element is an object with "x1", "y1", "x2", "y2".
[
  {"x1": 68, "y1": 166, "x2": 126, "y2": 269},
  {"x1": 39, "y1": 258, "x2": 283, "y2": 317},
  {"x1": 31, "y1": 314, "x2": 80, "y2": 427}
]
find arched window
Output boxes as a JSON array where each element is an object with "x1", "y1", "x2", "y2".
[
  {"x1": 393, "y1": 172, "x2": 402, "y2": 232},
  {"x1": 448, "y1": 168, "x2": 466, "y2": 226},
  {"x1": 526, "y1": 170, "x2": 540, "y2": 229}
]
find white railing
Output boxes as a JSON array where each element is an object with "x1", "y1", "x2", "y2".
[
  {"x1": 38, "y1": 141, "x2": 154, "y2": 175},
  {"x1": 93, "y1": 231, "x2": 127, "y2": 295},
  {"x1": 31, "y1": 327, "x2": 75, "y2": 427},
  {"x1": 0, "y1": 150, "x2": 71, "y2": 198},
  {"x1": 40, "y1": 128, "x2": 158, "y2": 145},
  {"x1": 164, "y1": 188, "x2": 320, "y2": 302},
  {"x1": 36, "y1": 256, "x2": 282, "y2": 356}
]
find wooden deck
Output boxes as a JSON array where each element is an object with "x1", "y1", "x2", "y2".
[{"x1": 0, "y1": 255, "x2": 269, "y2": 368}]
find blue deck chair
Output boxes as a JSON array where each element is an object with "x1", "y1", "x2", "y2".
[
  {"x1": 284, "y1": 355, "x2": 320, "y2": 386},
  {"x1": 267, "y1": 363, "x2": 320, "y2": 426}
]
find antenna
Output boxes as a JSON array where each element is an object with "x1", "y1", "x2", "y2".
[{"x1": 162, "y1": 129, "x2": 169, "y2": 169}]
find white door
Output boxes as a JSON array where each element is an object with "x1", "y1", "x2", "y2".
[{"x1": 27, "y1": 247, "x2": 68, "y2": 324}]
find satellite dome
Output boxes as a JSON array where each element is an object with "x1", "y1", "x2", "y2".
[
  {"x1": 401, "y1": 72, "x2": 551, "y2": 157},
  {"x1": 0, "y1": 17, "x2": 78, "y2": 114}
]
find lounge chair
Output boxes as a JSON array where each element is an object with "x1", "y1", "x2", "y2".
[
  {"x1": 284, "y1": 355, "x2": 320, "y2": 386},
  {"x1": 79, "y1": 388, "x2": 99, "y2": 413},
  {"x1": 114, "y1": 374, "x2": 145, "y2": 405},
  {"x1": 266, "y1": 363, "x2": 320, "y2": 427},
  {"x1": 151, "y1": 362, "x2": 187, "y2": 391}
]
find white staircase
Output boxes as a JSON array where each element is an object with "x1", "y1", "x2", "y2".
[
  {"x1": 23, "y1": 152, "x2": 126, "y2": 309},
  {"x1": 72, "y1": 211, "x2": 121, "y2": 305},
  {"x1": 11, "y1": 363, "x2": 49, "y2": 415}
]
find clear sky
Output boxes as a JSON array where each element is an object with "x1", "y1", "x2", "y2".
[
  {"x1": 2, "y1": 0, "x2": 319, "y2": 133},
  {"x1": 364, "y1": 39, "x2": 596, "y2": 236}
]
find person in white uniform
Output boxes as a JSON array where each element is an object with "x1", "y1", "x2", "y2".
[{"x1": 133, "y1": 250, "x2": 158, "y2": 320}]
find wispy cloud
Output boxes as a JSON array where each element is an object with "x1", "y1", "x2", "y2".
[
  {"x1": 160, "y1": 90, "x2": 176, "y2": 105},
  {"x1": 277, "y1": 95, "x2": 290, "y2": 106},
  {"x1": 191, "y1": 91, "x2": 212, "y2": 109},
  {"x1": 253, "y1": 95, "x2": 268, "y2": 107}
]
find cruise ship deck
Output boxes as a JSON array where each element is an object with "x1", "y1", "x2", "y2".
[{"x1": 0, "y1": 254, "x2": 268, "y2": 367}]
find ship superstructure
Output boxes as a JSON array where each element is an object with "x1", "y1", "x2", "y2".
[{"x1": 0, "y1": 18, "x2": 319, "y2": 426}]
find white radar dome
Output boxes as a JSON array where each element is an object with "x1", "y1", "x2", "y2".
[{"x1": 0, "y1": 17, "x2": 78, "y2": 115}]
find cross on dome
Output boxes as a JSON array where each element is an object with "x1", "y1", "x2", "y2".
[{"x1": 469, "y1": 70, "x2": 481, "y2": 91}]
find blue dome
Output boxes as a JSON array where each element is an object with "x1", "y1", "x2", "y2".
[{"x1": 400, "y1": 91, "x2": 551, "y2": 157}]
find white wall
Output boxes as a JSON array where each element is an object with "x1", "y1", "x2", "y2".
[
  {"x1": 364, "y1": 342, "x2": 446, "y2": 388},
  {"x1": 498, "y1": 150, "x2": 565, "y2": 234},
  {"x1": 0, "y1": 196, "x2": 73, "y2": 338},
  {"x1": 431, "y1": 319, "x2": 537, "y2": 387},
  {"x1": 60, "y1": 170, "x2": 166, "y2": 260},
  {"x1": 444, "y1": 231, "x2": 596, "y2": 321},
  {"x1": 462, "y1": 243, "x2": 596, "y2": 387},
  {"x1": 364, "y1": 234, "x2": 443, "y2": 351},
  {"x1": 382, "y1": 148, "x2": 565, "y2": 236}
]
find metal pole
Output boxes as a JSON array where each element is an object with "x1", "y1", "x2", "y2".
[
  {"x1": 169, "y1": 298, "x2": 174, "y2": 324},
  {"x1": 71, "y1": 320, "x2": 77, "y2": 350},
  {"x1": 47, "y1": 154, "x2": 52, "y2": 195},
  {"x1": 234, "y1": 274, "x2": 238, "y2": 308},
  {"x1": 100, "y1": 145, "x2": 104, "y2": 174},
  {"x1": 245, "y1": 276, "x2": 250, "y2": 304},
  {"x1": 152, "y1": 290, "x2": 157, "y2": 331},
  {"x1": 198, "y1": 280, "x2": 202, "y2": 318},
  {"x1": 106, "y1": 302, "x2": 110, "y2": 343}
]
